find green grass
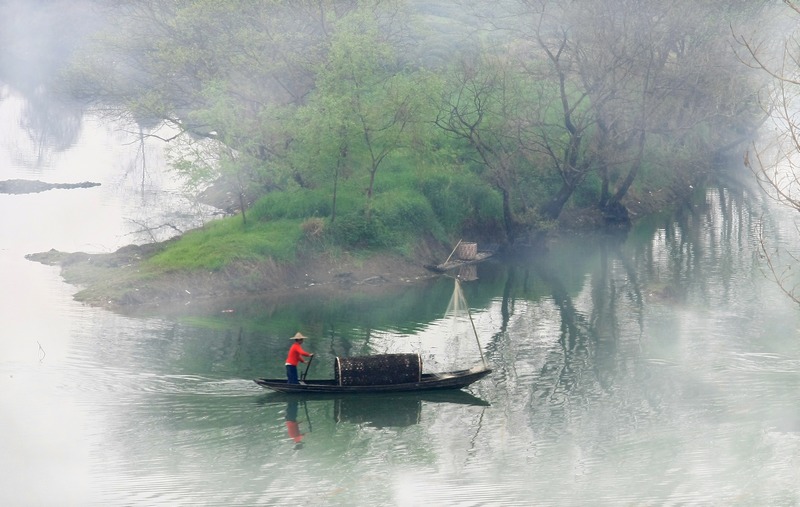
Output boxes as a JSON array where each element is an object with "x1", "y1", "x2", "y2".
[{"x1": 147, "y1": 217, "x2": 304, "y2": 271}]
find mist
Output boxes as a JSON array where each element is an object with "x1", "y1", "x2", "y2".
[{"x1": 4, "y1": 2, "x2": 800, "y2": 506}]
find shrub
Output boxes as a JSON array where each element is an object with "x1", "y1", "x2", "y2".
[
  {"x1": 330, "y1": 210, "x2": 386, "y2": 248},
  {"x1": 372, "y1": 189, "x2": 438, "y2": 232},
  {"x1": 416, "y1": 170, "x2": 502, "y2": 233},
  {"x1": 249, "y1": 188, "x2": 331, "y2": 221}
]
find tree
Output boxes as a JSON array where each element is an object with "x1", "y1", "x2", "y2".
[
  {"x1": 434, "y1": 51, "x2": 532, "y2": 241},
  {"x1": 292, "y1": 4, "x2": 429, "y2": 221},
  {"x1": 73, "y1": 1, "x2": 429, "y2": 224},
  {"x1": 735, "y1": 0, "x2": 800, "y2": 303},
  {"x1": 70, "y1": 0, "x2": 365, "y2": 217},
  {"x1": 519, "y1": 0, "x2": 766, "y2": 221}
]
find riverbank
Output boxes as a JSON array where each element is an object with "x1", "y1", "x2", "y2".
[
  {"x1": 22, "y1": 165, "x2": 703, "y2": 312},
  {"x1": 25, "y1": 239, "x2": 445, "y2": 311}
]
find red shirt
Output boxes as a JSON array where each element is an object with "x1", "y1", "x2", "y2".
[{"x1": 285, "y1": 342, "x2": 311, "y2": 366}]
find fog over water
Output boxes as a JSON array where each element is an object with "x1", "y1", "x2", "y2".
[{"x1": 4, "y1": 2, "x2": 800, "y2": 506}]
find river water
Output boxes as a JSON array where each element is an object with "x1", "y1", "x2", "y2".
[{"x1": 2, "y1": 83, "x2": 800, "y2": 506}]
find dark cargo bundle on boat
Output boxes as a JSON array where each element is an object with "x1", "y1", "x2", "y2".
[{"x1": 335, "y1": 354, "x2": 422, "y2": 386}]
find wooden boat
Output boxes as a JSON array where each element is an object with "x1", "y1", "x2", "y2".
[
  {"x1": 254, "y1": 365, "x2": 492, "y2": 394},
  {"x1": 424, "y1": 240, "x2": 494, "y2": 273},
  {"x1": 425, "y1": 251, "x2": 493, "y2": 273}
]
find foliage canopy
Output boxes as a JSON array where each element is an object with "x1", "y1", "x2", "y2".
[{"x1": 68, "y1": 0, "x2": 772, "y2": 267}]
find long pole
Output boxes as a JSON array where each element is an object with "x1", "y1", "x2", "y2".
[
  {"x1": 442, "y1": 239, "x2": 462, "y2": 266},
  {"x1": 301, "y1": 354, "x2": 314, "y2": 382},
  {"x1": 458, "y1": 278, "x2": 488, "y2": 369}
]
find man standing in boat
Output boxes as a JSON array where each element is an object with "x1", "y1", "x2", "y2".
[{"x1": 285, "y1": 332, "x2": 313, "y2": 384}]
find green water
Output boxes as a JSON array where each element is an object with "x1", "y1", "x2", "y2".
[
  {"x1": 3, "y1": 83, "x2": 800, "y2": 505},
  {"x1": 5, "y1": 186, "x2": 800, "y2": 506}
]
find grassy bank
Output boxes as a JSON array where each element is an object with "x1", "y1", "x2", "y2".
[
  {"x1": 147, "y1": 217, "x2": 304, "y2": 271},
  {"x1": 149, "y1": 162, "x2": 506, "y2": 273}
]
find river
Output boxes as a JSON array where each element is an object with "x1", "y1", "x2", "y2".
[{"x1": 2, "y1": 83, "x2": 800, "y2": 506}]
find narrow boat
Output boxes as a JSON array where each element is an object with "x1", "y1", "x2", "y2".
[
  {"x1": 254, "y1": 365, "x2": 492, "y2": 394},
  {"x1": 424, "y1": 251, "x2": 493, "y2": 273},
  {"x1": 424, "y1": 240, "x2": 494, "y2": 273}
]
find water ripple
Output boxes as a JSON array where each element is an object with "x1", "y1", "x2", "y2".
[
  {"x1": 48, "y1": 362, "x2": 260, "y2": 398},
  {"x1": 725, "y1": 352, "x2": 800, "y2": 374}
]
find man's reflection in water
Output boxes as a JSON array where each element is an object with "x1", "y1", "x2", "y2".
[{"x1": 285, "y1": 400, "x2": 305, "y2": 449}]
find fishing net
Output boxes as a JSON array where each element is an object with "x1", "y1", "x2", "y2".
[
  {"x1": 335, "y1": 353, "x2": 422, "y2": 386},
  {"x1": 434, "y1": 278, "x2": 486, "y2": 372}
]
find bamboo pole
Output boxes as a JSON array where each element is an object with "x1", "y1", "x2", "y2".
[{"x1": 442, "y1": 239, "x2": 462, "y2": 266}]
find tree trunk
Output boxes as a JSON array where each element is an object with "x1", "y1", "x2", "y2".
[
  {"x1": 598, "y1": 160, "x2": 610, "y2": 209},
  {"x1": 611, "y1": 130, "x2": 645, "y2": 206},
  {"x1": 500, "y1": 186, "x2": 517, "y2": 241},
  {"x1": 539, "y1": 181, "x2": 575, "y2": 220}
]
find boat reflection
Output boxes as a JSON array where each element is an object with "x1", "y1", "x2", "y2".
[
  {"x1": 262, "y1": 390, "x2": 490, "y2": 442},
  {"x1": 333, "y1": 396, "x2": 421, "y2": 428}
]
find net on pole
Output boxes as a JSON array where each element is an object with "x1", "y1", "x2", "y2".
[{"x1": 437, "y1": 278, "x2": 486, "y2": 372}]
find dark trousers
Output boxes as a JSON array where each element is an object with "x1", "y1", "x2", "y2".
[{"x1": 286, "y1": 364, "x2": 299, "y2": 384}]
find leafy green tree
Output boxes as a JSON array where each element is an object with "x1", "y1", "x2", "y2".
[
  {"x1": 70, "y1": 0, "x2": 362, "y2": 215},
  {"x1": 291, "y1": 5, "x2": 431, "y2": 221},
  {"x1": 434, "y1": 51, "x2": 534, "y2": 241}
]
